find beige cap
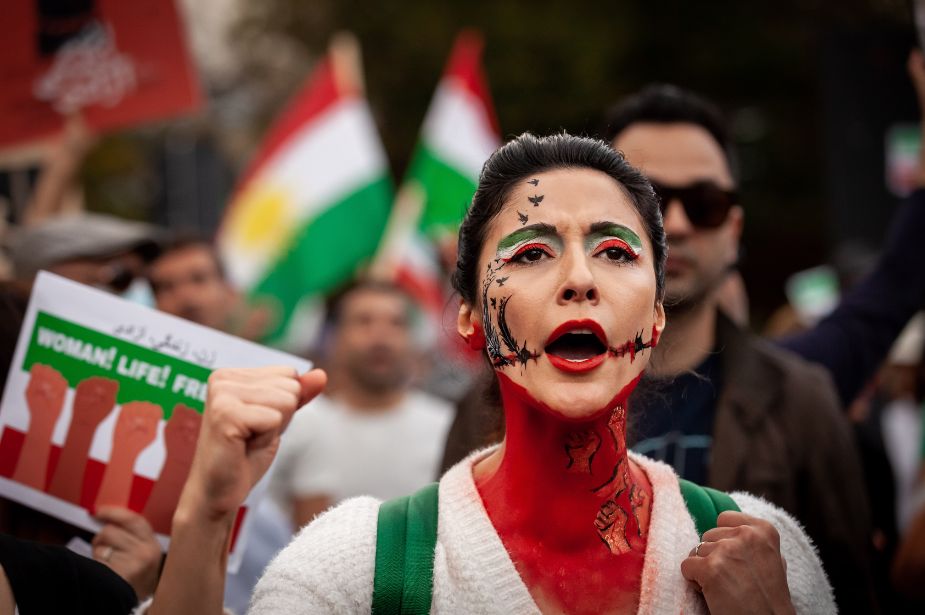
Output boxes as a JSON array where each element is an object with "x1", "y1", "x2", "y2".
[{"x1": 5, "y1": 213, "x2": 164, "y2": 278}]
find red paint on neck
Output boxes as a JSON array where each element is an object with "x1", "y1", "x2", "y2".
[{"x1": 474, "y1": 372, "x2": 652, "y2": 614}]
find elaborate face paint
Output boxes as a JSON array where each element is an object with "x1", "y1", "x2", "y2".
[
  {"x1": 584, "y1": 222, "x2": 644, "y2": 259},
  {"x1": 469, "y1": 169, "x2": 664, "y2": 614},
  {"x1": 495, "y1": 223, "x2": 562, "y2": 262},
  {"x1": 470, "y1": 168, "x2": 664, "y2": 419},
  {"x1": 480, "y1": 255, "x2": 540, "y2": 369}
]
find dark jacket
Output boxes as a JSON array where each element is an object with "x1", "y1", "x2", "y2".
[
  {"x1": 781, "y1": 188, "x2": 925, "y2": 406},
  {"x1": 0, "y1": 533, "x2": 137, "y2": 614},
  {"x1": 710, "y1": 313, "x2": 876, "y2": 614}
]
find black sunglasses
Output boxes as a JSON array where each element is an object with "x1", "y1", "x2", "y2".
[{"x1": 650, "y1": 180, "x2": 738, "y2": 229}]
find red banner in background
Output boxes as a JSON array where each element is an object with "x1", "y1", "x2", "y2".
[{"x1": 0, "y1": 0, "x2": 202, "y2": 150}]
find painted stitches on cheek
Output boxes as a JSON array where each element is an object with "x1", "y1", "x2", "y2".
[{"x1": 608, "y1": 330, "x2": 656, "y2": 363}]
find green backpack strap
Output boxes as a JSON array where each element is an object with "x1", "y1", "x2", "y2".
[
  {"x1": 678, "y1": 478, "x2": 740, "y2": 538},
  {"x1": 370, "y1": 478, "x2": 733, "y2": 613},
  {"x1": 372, "y1": 482, "x2": 439, "y2": 615}
]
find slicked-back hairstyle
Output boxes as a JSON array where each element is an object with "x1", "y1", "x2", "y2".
[
  {"x1": 603, "y1": 84, "x2": 737, "y2": 179},
  {"x1": 451, "y1": 132, "x2": 666, "y2": 307}
]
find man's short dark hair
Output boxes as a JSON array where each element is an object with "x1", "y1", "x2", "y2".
[
  {"x1": 603, "y1": 84, "x2": 737, "y2": 179},
  {"x1": 325, "y1": 279, "x2": 413, "y2": 329},
  {"x1": 149, "y1": 232, "x2": 226, "y2": 282}
]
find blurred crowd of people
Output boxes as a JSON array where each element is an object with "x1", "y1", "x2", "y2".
[{"x1": 0, "y1": 41, "x2": 924, "y2": 615}]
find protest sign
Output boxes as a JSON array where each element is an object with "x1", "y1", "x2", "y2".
[
  {"x1": 0, "y1": 272, "x2": 310, "y2": 571},
  {"x1": 0, "y1": 0, "x2": 201, "y2": 151}
]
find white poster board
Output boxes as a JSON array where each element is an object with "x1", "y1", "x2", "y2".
[{"x1": 0, "y1": 272, "x2": 311, "y2": 571}]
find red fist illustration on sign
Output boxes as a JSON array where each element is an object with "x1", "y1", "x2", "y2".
[
  {"x1": 95, "y1": 401, "x2": 163, "y2": 510},
  {"x1": 13, "y1": 364, "x2": 69, "y2": 490}
]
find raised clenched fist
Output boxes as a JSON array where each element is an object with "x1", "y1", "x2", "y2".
[
  {"x1": 13, "y1": 364, "x2": 69, "y2": 490},
  {"x1": 178, "y1": 366, "x2": 326, "y2": 523}
]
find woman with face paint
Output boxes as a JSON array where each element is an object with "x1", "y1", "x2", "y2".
[{"x1": 145, "y1": 134, "x2": 834, "y2": 615}]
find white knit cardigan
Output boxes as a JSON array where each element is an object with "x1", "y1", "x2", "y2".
[{"x1": 248, "y1": 449, "x2": 835, "y2": 614}]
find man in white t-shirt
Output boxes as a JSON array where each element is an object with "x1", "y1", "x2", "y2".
[{"x1": 273, "y1": 281, "x2": 453, "y2": 527}]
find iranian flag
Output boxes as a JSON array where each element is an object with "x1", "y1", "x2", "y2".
[
  {"x1": 218, "y1": 35, "x2": 392, "y2": 347},
  {"x1": 373, "y1": 31, "x2": 500, "y2": 331}
]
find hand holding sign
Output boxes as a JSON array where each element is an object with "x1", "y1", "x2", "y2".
[
  {"x1": 12, "y1": 364, "x2": 68, "y2": 489},
  {"x1": 48, "y1": 377, "x2": 119, "y2": 504},
  {"x1": 95, "y1": 402, "x2": 162, "y2": 510},
  {"x1": 0, "y1": 273, "x2": 312, "y2": 573},
  {"x1": 93, "y1": 506, "x2": 163, "y2": 601}
]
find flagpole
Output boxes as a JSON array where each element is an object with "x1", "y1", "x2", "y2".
[
  {"x1": 369, "y1": 181, "x2": 425, "y2": 281},
  {"x1": 329, "y1": 32, "x2": 365, "y2": 98}
]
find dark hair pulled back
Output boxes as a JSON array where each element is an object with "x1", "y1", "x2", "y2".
[{"x1": 451, "y1": 132, "x2": 666, "y2": 306}]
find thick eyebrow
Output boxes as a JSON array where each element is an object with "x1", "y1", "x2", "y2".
[
  {"x1": 586, "y1": 222, "x2": 644, "y2": 253},
  {"x1": 496, "y1": 223, "x2": 559, "y2": 252}
]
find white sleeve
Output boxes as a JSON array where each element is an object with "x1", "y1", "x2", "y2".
[
  {"x1": 248, "y1": 496, "x2": 380, "y2": 615},
  {"x1": 732, "y1": 492, "x2": 836, "y2": 615}
]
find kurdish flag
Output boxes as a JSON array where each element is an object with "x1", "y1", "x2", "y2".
[
  {"x1": 374, "y1": 31, "x2": 500, "y2": 323},
  {"x1": 218, "y1": 35, "x2": 391, "y2": 346}
]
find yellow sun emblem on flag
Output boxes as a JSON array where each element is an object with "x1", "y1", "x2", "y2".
[{"x1": 226, "y1": 182, "x2": 295, "y2": 253}]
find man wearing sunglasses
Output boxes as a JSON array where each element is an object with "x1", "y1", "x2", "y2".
[{"x1": 606, "y1": 84, "x2": 877, "y2": 612}]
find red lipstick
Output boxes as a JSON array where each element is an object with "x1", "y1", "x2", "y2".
[{"x1": 545, "y1": 319, "x2": 609, "y2": 374}]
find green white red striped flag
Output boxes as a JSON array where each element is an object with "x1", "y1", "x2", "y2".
[
  {"x1": 218, "y1": 35, "x2": 392, "y2": 347},
  {"x1": 373, "y1": 31, "x2": 500, "y2": 325}
]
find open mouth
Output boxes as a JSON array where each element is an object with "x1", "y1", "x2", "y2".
[{"x1": 545, "y1": 320, "x2": 609, "y2": 373}]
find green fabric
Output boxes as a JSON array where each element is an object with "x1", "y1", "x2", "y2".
[
  {"x1": 250, "y1": 175, "x2": 393, "y2": 344},
  {"x1": 372, "y1": 483, "x2": 439, "y2": 615},
  {"x1": 405, "y1": 144, "x2": 477, "y2": 235},
  {"x1": 372, "y1": 495, "x2": 408, "y2": 614},
  {"x1": 372, "y1": 479, "x2": 738, "y2": 614},
  {"x1": 679, "y1": 478, "x2": 740, "y2": 537},
  {"x1": 23, "y1": 311, "x2": 211, "y2": 416}
]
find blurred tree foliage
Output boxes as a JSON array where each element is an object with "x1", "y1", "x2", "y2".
[{"x1": 234, "y1": 1, "x2": 903, "y2": 170}]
